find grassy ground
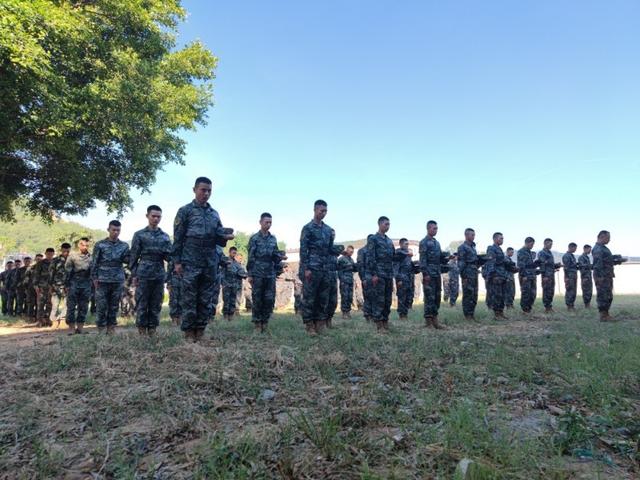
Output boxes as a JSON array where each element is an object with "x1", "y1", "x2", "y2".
[{"x1": 0, "y1": 296, "x2": 639, "y2": 479}]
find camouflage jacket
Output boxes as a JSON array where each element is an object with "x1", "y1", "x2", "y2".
[
  {"x1": 365, "y1": 233, "x2": 395, "y2": 279},
  {"x1": 91, "y1": 238, "x2": 130, "y2": 283},
  {"x1": 247, "y1": 231, "x2": 281, "y2": 278},
  {"x1": 129, "y1": 226, "x2": 172, "y2": 280},
  {"x1": 171, "y1": 200, "x2": 229, "y2": 268},
  {"x1": 3, "y1": 269, "x2": 18, "y2": 291},
  {"x1": 222, "y1": 258, "x2": 247, "y2": 288},
  {"x1": 517, "y1": 247, "x2": 537, "y2": 279},
  {"x1": 537, "y1": 249, "x2": 556, "y2": 277},
  {"x1": 592, "y1": 244, "x2": 614, "y2": 279},
  {"x1": 32, "y1": 258, "x2": 53, "y2": 288},
  {"x1": 299, "y1": 220, "x2": 334, "y2": 272},
  {"x1": 337, "y1": 255, "x2": 356, "y2": 284},
  {"x1": 393, "y1": 248, "x2": 414, "y2": 279},
  {"x1": 577, "y1": 254, "x2": 592, "y2": 278},
  {"x1": 504, "y1": 256, "x2": 516, "y2": 279},
  {"x1": 448, "y1": 260, "x2": 460, "y2": 283},
  {"x1": 0, "y1": 269, "x2": 10, "y2": 292},
  {"x1": 419, "y1": 236, "x2": 444, "y2": 277},
  {"x1": 485, "y1": 244, "x2": 507, "y2": 280},
  {"x1": 49, "y1": 255, "x2": 68, "y2": 291},
  {"x1": 21, "y1": 265, "x2": 37, "y2": 289},
  {"x1": 356, "y1": 242, "x2": 369, "y2": 278},
  {"x1": 65, "y1": 251, "x2": 92, "y2": 287},
  {"x1": 562, "y1": 252, "x2": 578, "y2": 276},
  {"x1": 14, "y1": 266, "x2": 27, "y2": 290},
  {"x1": 457, "y1": 241, "x2": 479, "y2": 279}
]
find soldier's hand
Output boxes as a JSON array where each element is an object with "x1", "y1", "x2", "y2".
[
  {"x1": 423, "y1": 275, "x2": 431, "y2": 286},
  {"x1": 224, "y1": 234, "x2": 235, "y2": 240},
  {"x1": 372, "y1": 275, "x2": 379, "y2": 286},
  {"x1": 304, "y1": 270, "x2": 312, "y2": 282},
  {"x1": 396, "y1": 281, "x2": 403, "y2": 288},
  {"x1": 248, "y1": 276, "x2": 253, "y2": 286},
  {"x1": 174, "y1": 263, "x2": 183, "y2": 276},
  {"x1": 35, "y1": 287, "x2": 41, "y2": 296},
  {"x1": 132, "y1": 277, "x2": 139, "y2": 288}
]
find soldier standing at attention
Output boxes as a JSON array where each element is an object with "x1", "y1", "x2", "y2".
[
  {"x1": 222, "y1": 246, "x2": 248, "y2": 321},
  {"x1": 420, "y1": 220, "x2": 447, "y2": 329},
  {"x1": 537, "y1": 238, "x2": 556, "y2": 314},
  {"x1": 33, "y1": 248, "x2": 55, "y2": 327},
  {"x1": 65, "y1": 237, "x2": 92, "y2": 334},
  {"x1": 577, "y1": 244, "x2": 593, "y2": 308},
  {"x1": 394, "y1": 238, "x2": 414, "y2": 320},
  {"x1": 129, "y1": 205, "x2": 172, "y2": 336},
  {"x1": 0, "y1": 261, "x2": 13, "y2": 316},
  {"x1": 325, "y1": 238, "x2": 344, "y2": 328},
  {"x1": 49, "y1": 243, "x2": 71, "y2": 327},
  {"x1": 485, "y1": 233, "x2": 508, "y2": 319},
  {"x1": 172, "y1": 177, "x2": 234, "y2": 342},
  {"x1": 365, "y1": 216, "x2": 395, "y2": 332},
  {"x1": 24, "y1": 254, "x2": 42, "y2": 322},
  {"x1": 592, "y1": 230, "x2": 623, "y2": 322},
  {"x1": 247, "y1": 213, "x2": 285, "y2": 333},
  {"x1": 504, "y1": 248, "x2": 517, "y2": 309},
  {"x1": 457, "y1": 228, "x2": 479, "y2": 320},
  {"x1": 517, "y1": 237, "x2": 537, "y2": 314},
  {"x1": 92, "y1": 221, "x2": 130, "y2": 334},
  {"x1": 337, "y1": 245, "x2": 356, "y2": 319},
  {"x1": 166, "y1": 260, "x2": 182, "y2": 325},
  {"x1": 356, "y1": 241, "x2": 372, "y2": 321},
  {"x1": 562, "y1": 242, "x2": 578, "y2": 311},
  {"x1": 15, "y1": 257, "x2": 30, "y2": 317}
]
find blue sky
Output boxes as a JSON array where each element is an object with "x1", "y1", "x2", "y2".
[{"x1": 73, "y1": 0, "x2": 640, "y2": 254}]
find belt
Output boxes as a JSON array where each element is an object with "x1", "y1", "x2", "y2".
[
  {"x1": 185, "y1": 237, "x2": 217, "y2": 247},
  {"x1": 140, "y1": 254, "x2": 165, "y2": 261},
  {"x1": 101, "y1": 260, "x2": 122, "y2": 267}
]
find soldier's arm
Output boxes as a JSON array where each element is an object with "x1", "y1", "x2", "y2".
[
  {"x1": 90, "y1": 243, "x2": 101, "y2": 281},
  {"x1": 299, "y1": 226, "x2": 310, "y2": 272},
  {"x1": 246, "y1": 236, "x2": 257, "y2": 276},
  {"x1": 171, "y1": 207, "x2": 187, "y2": 265},
  {"x1": 129, "y1": 232, "x2": 141, "y2": 276},
  {"x1": 122, "y1": 243, "x2": 131, "y2": 268},
  {"x1": 457, "y1": 245, "x2": 466, "y2": 277},
  {"x1": 365, "y1": 236, "x2": 377, "y2": 276}
]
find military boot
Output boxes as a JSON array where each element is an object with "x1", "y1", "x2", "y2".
[
  {"x1": 184, "y1": 330, "x2": 196, "y2": 342},
  {"x1": 305, "y1": 322, "x2": 317, "y2": 336},
  {"x1": 98, "y1": 326, "x2": 107, "y2": 334},
  {"x1": 382, "y1": 320, "x2": 390, "y2": 332},
  {"x1": 326, "y1": 318, "x2": 333, "y2": 329},
  {"x1": 399, "y1": 314, "x2": 407, "y2": 320},
  {"x1": 67, "y1": 323, "x2": 76, "y2": 336},
  {"x1": 375, "y1": 321, "x2": 384, "y2": 332},
  {"x1": 76, "y1": 323, "x2": 85, "y2": 334},
  {"x1": 106, "y1": 325, "x2": 116, "y2": 335},
  {"x1": 138, "y1": 326, "x2": 147, "y2": 336},
  {"x1": 424, "y1": 316, "x2": 434, "y2": 328},
  {"x1": 544, "y1": 307, "x2": 554, "y2": 314},
  {"x1": 254, "y1": 322, "x2": 262, "y2": 333},
  {"x1": 194, "y1": 329, "x2": 205, "y2": 342},
  {"x1": 147, "y1": 328, "x2": 157, "y2": 337},
  {"x1": 316, "y1": 320, "x2": 326, "y2": 333},
  {"x1": 432, "y1": 315, "x2": 445, "y2": 330}
]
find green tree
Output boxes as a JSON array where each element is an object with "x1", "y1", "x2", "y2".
[{"x1": 0, "y1": 0, "x2": 217, "y2": 220}]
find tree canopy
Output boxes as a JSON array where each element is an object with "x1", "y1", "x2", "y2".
[{"x1": 0, "y1": 0, "x2": 217, "y2": 221}]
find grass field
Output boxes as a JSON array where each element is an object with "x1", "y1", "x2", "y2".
[{"x1": 0, "y1": 296, "x2": 639, "y2": 479}]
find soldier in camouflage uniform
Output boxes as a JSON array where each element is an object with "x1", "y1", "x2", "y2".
[
  {"x1": 166, "y1": 260, "x2": 182, "y2": 325},
  {"x1": 91, "y1": 220, "x2": 130, "y2": 334},
  {"x1": 15, "y1": 257, "x2": 29, "y2": 316},
  {"x1": 562, "y1": 242, "x2": 578, "y2": 311},
  {"x1": 222, "y1": 246, "x2": 248, "y2": 320},
  {"x1": 517, "y1": 237, "x2": 537, "y2": 313},
  {"x1": 592, "y1": 230, "x2": 624, "y2": 321},
  {"x1": 447, "y1": 254, "x2": 460, "y2": 307},
  {"x1": 458, "y1": 228, "x2": 479, "y2": 320},
  {"x1": 299, "y1": 200, "x2": 335, "y2": 335},
  {"x1": 537, "y1": 238, "x2": 556, "y2": 314},
  {"x1": 325, "y1": 239, "x2": 344, "y2": 328},
  {"x1": 337, "y1": 245, "x2": 356, "y2": 319},
  {"x1": 49, "y1": 243, "x2": 71, "y2": 327},
  {"x1": 577, "y1": 244, "x2": 593, "y2": 308},
  {"x1": 172, "y1": 177, "x2": 234, "y2": 342},
  {"x1": 442, "y1": 271, "x2": 450, "y2": 303},
  {"x1": 23, "y1": 254, "x2": 42, "y2": 321},
  {"x1": 293, "y1": 275, "x2": 303, "y2": 315},
  {"x1": 485, "y1": 233, "x2": 509, "y2": 319},
  {"x1": 119, "y1": 269, "x2": 136, "y2": 317},
  {"x1": 65, "y1": 237, "x2": 92, "y2": 334},
  {"x1": 247, "y1": 213, "x2": 286, "y2": 332},
  {"x1": 129, "y1": 205, "x2": 172, "y2": 336},
  {"x1": 394, "y1": 238, "x2": 414, "y2": 320},
  {"x1": 420, "y1": 220, "x2": 447, "y2": 329},
  {"x1": 504, "y1": 248, "x2": 516, "y2": 309},
  {"x1": 365, "y1": 217, "x2": 395, "y2": 332},
  {"x1": 357, "y1": 242, "x2": 372, "y2": 321},
  {"x1": 5, "y1": 260, "x2": 19, "y2": 316},
  {"x1": 33, "y1": 248, "x2": 55, "y2": 327},
  {"x1": 0, "y1": 261, "x2": 12, "y2": 316}
]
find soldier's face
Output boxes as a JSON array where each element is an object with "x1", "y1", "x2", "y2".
[
  {"x1": 568, "y1": 245, "x2": 577, "y2": 253},
  {"x1": 61, "y1": 248, "x2": 70, "y2": 258},
  {"x1": 14, "y1": 262, "x2": 21, "y2": 269},
  {"x1": 78, "y1": 240, "x2": 89, "y2": 253},
  {"x1": 24, "y1": 259, "x2": 31, "y2": 267},
  {"x1": 507, "y1": 250, "x2": 514, "y2": 257},
  {"x1": 4, "y1": 264, "x2": 12, "y2": 271},
  {"x1": 260, "y1": 217, "x2": 272, "y2": 231},
  {"x1": 525, "y1": 241, "x2": 534, "y2": 250},
  {"x1": 601, "y1": 234, "x2": 610, "y2": 245},
  {"x1": 229, "y1": 250, "x2": 237, "y2": 259},
  {"x1": 314, "y1": 205, "x2": 327, "y2": 220},
  {"x1": 45, "y1": 251, "x2": 54, "y2": 260},
  {"x1": 108, "y1": 225, "x2": 121, "y2": 240},
  {"x1": 193, "y1": 182, "x2": 212, "y2": 204},
  {"x1": 346, "y1": 247, "x2": 354, "y2": 257},
  {"x1": 584, "y1": 247, "x2": 591, "y2": 255},
  {"x1": 147, "y1": 210, "x2": 162, "y2": 228},
  {"x1": 466, "y1": 231, "x2": 475, "y2": 242},
  {"x1": 427, "y1": 224, "x2": 438, "y2": 236},
  {"x1": 544, "y1": 240, "x2": 553, "y2": 250},
  {"x1": 495, "y1": 235, "x2": 503, "y2": 246},
  {"x1": 379, "y1": 220, "x2": 390, "y2": 233},
  {"x1": 35, "y1": 256, "x2": 43, "y2": 263}
]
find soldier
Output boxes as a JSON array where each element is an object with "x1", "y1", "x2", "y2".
[
  {"x1": 129, "y1": 205, "x2": 172, "y2": 336},
  {"x1": 247, "y1": 213, "x2": 286, "y2": 332},
  {"x1": 562, "y1": 242, "x2": 578, "y2": 311},
  {"x1": 65, "y1": 237, "x2": 92, "y2": 334},
  {"x1": 212, "y1": 246, "x2": 228, "y2": 317},
  {"x1": 517, "y1": 237, "x2": 537, "y2": 313},
  {"x1": 172, "y1": 177, "x2": 234, "y2": 342},
  {"x1": 577, "y1": 244, "x2": 593, "y2": 308},
  {"x1": 448, "y1": 254, "x2": 460, "y2": 307},
  {"x1": 0, "y1": 261, "x2": 13, "y2": 316},
  {"x1": 299, "y1": 199, "x2": 334, "y2": 335},
  {"x1": 92, "y1": 220, "x2": 130, "y2": 334},
  {"x1": 24, "y1": 254, "x2": 42, "y2": 322},
  {"x1": 537, "y1": 238, "x2": 556, "y2": 314},
  {"x1": 293, "y1": 273, "x2": 303, "y2": 316},
  {"x1": 442, "y1": 270, "x2": 450, "y2": 303},
  {"x1": 485, "y1": 233, "x2": 509, "y2": 319},
  {"x1": 458, "y1": 228, "x2": 479, "y2": 320},
  {"x1": 394, "y1": 238, "x2": 414, "y2": 320},
  {"x1": 6, "y1": 260, "x2": 20, "y2": 316},
  {"x1": 33, "y1": 248, "x2": 55, "y2": 326},
  {"x1": 120, "y1": 268, "x2": 136, "y2": 317},
  {"x1": 15, "y1": 257, "x2": 30, "y2": 317},
  {"x1": 365, "y1": 217, "x2": 394, "y2": 332},
  {"x1": 166, "y1": 260, "x2": 182, "y2": 325},
  {"x1": 337, "y1": 245, "x2": 356, "y2": 319},
  {"x1": 325, "y1": 239, "x2": 344, "y2": 328},
  {"x1": 420, "y1": 220, "x2": 447, "y2": 329},
  {"x1": 504, "y1": 248, "x2": 517, "y2": 309},
  {"x1": 222, "y1": 246, "x2": 248, "y2": 320},
  {"x1": 49, "y1": 243, "x2": 71, "y2": 327},
  {"x1": 592, "y1": 230, "x2": 623, "y2": 322},
  {"x1": 357, "y1": 240, "x2": 373, "y2": 321}
]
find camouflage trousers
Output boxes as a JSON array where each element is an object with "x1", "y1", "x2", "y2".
[
  {"x1": 505, "y1": 276, "x2": 515, "y2": 307},
  {"x1": 16, "y1": 287, "x2": 26, "y2": 316},
  {"x1": 168, "y1": 279, "x2": 182, "y2": 319},
  {"x1": 26, "y1": 287, "x2": 37, "y2": 319},
  {"x1": 326, "y1": 274, "x2": 338, "y2": 320},
  {"x1": 487, "y1": 277, "x2": 506, "y2": 313},
  {"x1": 449, "y1": 278, "x2": 459, "y2": 306},
  {"x1": 95, "y1": 282, "x2": 123, "y2": 328},
  {"x1": 519, "y1": 276, "x2": 537, "y2": 312},
  {"x1": 580, "y1": 273, "x2": 593, "y2": 306},
  {"x1": 0, "y1": 290, "x2": 7, "y2": 315},
  {"x1": 301, "y1": 270, "x2": 331, "y2": 324},
  {"x1": 461, "y1": 275, "x2": 478, "y2": 316},
  {"x1": 442, "y1": 275, "x2": 450, "y2": 302},
  {"x1": 36, "y1": 287, "x2": 52, "y2": 325},
  {"x1": 541, "y1": 275, "x2": 555, "y2": 309},
  {"x1": 370, "y1": 277, "x2": 393, "y2": 322},
  {"x1": 49, "y1": 290, "x2": 67, "y2": 324},
  {"x1": 294, "y1": 287, "x2": 302, "y2": 315},
  {"x1": 594, "y1": 276, "x2": 613, "y2": 313},
  {"x1": 395, "y1": 275, "x2": 412, "y2": 316},
  {"x1": 222, "y1": 285, "x2": 241, "y2": 316},
  {"x1": 362, "y1": 275, "x2": 373, "y2": 318},
  {"x1": 564, "y1": 273, "x2": 577, "y2": 308},
  {"x1": 66, "y1": 283, "x2": 91, "y2": 325},
  {"x1": 180, "y1": 265, "x2": 217, "y2": 332},
  {"x1": 407, "y1": 278, "x2": 415, "y2": 310},
  {"x1": 135, "y1": 278, "x2": 164, "y2": 328},
  {"x1": 251, "y1": 276, "x2": 276, "y2": 323},
  {"x1": 423, "y1": 274, "x2": 442, "y2": 318},
  {"x1": 339, "y1": 280, "x2": 354, "y2": 314}
]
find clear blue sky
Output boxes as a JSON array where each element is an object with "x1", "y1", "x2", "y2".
[{"x1": 73, "y1": 0, "x2": 640, "y2": 254}]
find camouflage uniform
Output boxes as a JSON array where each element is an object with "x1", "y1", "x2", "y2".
[
  {"x1": 5, "y1": 268, "x2": 19, "y2": 316},
  {"x1": 393, "y1": 248, "x2": 414, "y2": 317},
  {"x1": 537, "y1": 249, "x2": 556, "y2": 309},
  {"x1": 120, "y1": 269, "x2": 136, "y2": 317},
  {"x1": 448, "y1": 259, "x2": 460, "y2": 306},
  {"x1": 247, "y1": 231, "x2": 281, "y2": 324},
  {"x1": 504, "y1": 255, "x2": 516, "y2": 308},
  {"x1": 91, "y1": 238, "x2": 130, "y2": 328},
  {"x1": 420, "y1": 236, "x2": 445, "y2": 319},
  {"x1": 592, "y1": 243, "x2": 615, "y2": 314},
  {"x1": 517, "y1": 247, "x2": 537, "y2": 312},
  {"x1": 166, "y1": 261, "x2": 182, "y2": 320},
  {"x1": 299, "y1": 220, "x2": 334, "y2": 325},
  {"x1": 577, "y1": 253, "x2": 593, "y2": 307},
  {"x1": 14, "y1": 265, "x2": 27, "y2": 315},
  {"x1": 65, "y1": 251, "x2": 92, "y2": 326},
  {"x1": 485, "y1": 244, "x2": 507, "y2": 314},
  {"x1": 326, "y1": 247, "x2": 341, "y2": 321},
  {"x1": 293, "y1": 276, "x2": 303, "y2": 315},
  {"x1": 356, "y1": 243, "x2": 372, "y2": 318},
  {"x1": 562, "y1": 252, "x2": 578, "y2": 308},
  {"x1": 172, "y1": 200, "x2": 229, "y2": 333},
  {"x1": 23, "y1": 263, "x2": 38, "y2": 320},
  {"x1": 222, "y1": 258, "x2": 247, "y2": 316},
  {"x1": 365, "y1": 233, "x2": 395, "y2": 325},
  {"x1": 49, "y1": 255, "x2": 68, "y2": 325},
  {"x1": 130, "y1": 226, "x2": 172, "y2": 329},
  {"x1": 337, "y1": 254, "x2": 356, "y2": 314},
  {"x1": 457, "y1": 241, "x2": 479, "y2": 317},
  {"x1": 33, "y1": 258, "x2": 53, "y2": 326},
  {"x1": 0, "y1": 267, "x2": 11, "y2": 315}
]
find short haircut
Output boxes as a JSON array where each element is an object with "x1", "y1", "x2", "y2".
[
  {"x1": 314, "y1": 199, "x2": 327, "y2": 207},
  {"x1": 598, "y1": 230, "x2": 610, "y2": 238},
  {"x1": 61, "y1": 242, "x2": 71, "y2": 249},
  {"x1": 506, "y1": 247, "x2": 514, "y2": 252},
  {"x1": 147, "y1": 205, "x2": 162, "y2": 213},
  {"x1": 399, "y1": 238, "x2": 408, "y2": 243},
  {"x1": 229, "y1": 246, "x2": 238, "y2": 252},
  {"x1": 79, "y1": 237, "x2": 90, "y2": 242},
  {"x1": 465, "y1": 228, "x2": 475, "y2": 234},
  {"x1": 108, "y1": 220, "x2": 121, "y2": 228},
  {"x1": 525, "y1": 236, "x2": 535, "y2": 243},
  {"x1": 23, "y1": 256, "x2": 31, "y2": 260},
  {"x1": 583, "y1": 244, "x2": 591, "y2": 249},
  {"x1": 427, "y1": 220, "x2": 438, "y2": 227},
  {"x1": 35, "y1": 254, "x2": 43, "y2": 258},
  {"x1": 14, "y1": 259, "x2": 21, "y2": 264},
  {"x1": 493, "y1": 232, "x2": 503, "y2": 239},
  {"x1": 6, "y1": 261, "x2": 13, "y2": 265},
  {"x1": 568, "y1": 242, "x2": 577, "y2": 248},
  {"x1": 544, "y1": 238, "x2": 553, "y2": 243},
  {"x1": 45, "y1": 247, "x2": 55, "y2": 253},
  {"x1": 260, "y1": 212, "x2": 272, "y2": 220},
  {"x1": 195, "y1": 176, "x2": 212, "y2": 186},
  {"x1": 347, "y1": 245, "x2": 354, "y2": 250},
  {"x1": 378, "y1": 216, "x2": 390, "y2": 223}
]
